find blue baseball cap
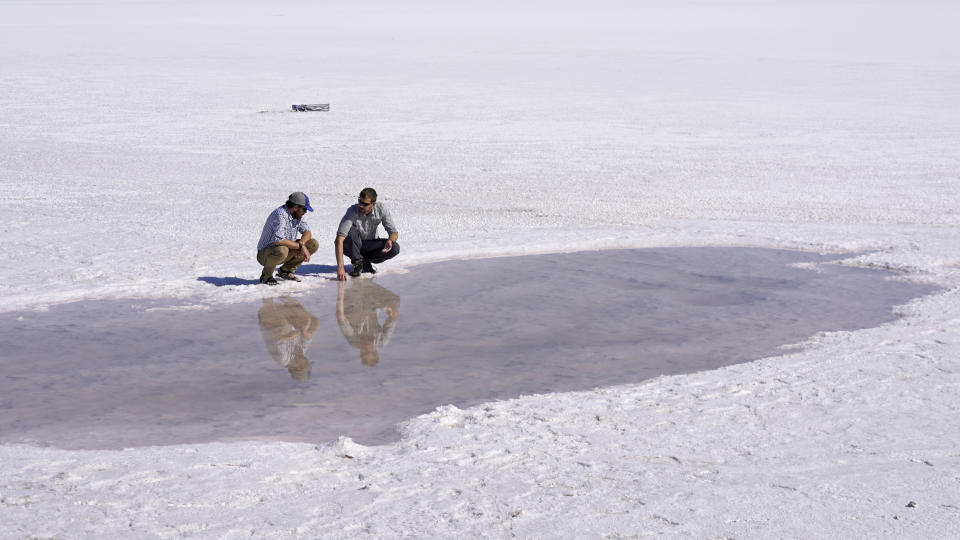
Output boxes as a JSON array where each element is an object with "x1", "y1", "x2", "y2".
[{"x1": 287, "y1": 192, "x2": 313, "y2": 212}]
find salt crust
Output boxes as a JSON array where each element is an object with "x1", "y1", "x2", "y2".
[{"x1": 2, "y1": 0, "x2": 959, "y2": 537}]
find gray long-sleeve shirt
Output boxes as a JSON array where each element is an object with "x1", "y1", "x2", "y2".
[{"x1": 336, "y1": 203, "x2": 398, "y2": 240}]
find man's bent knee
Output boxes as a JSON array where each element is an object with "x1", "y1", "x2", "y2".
[
  {"x1": 305, "y1": 238, "x2": 319, "y2": 254},
  {"x1": 257, "y1": 245, "x2": 289, "y2": 266},
  {"x1": 370, "y1": 242, "x2": 399, "y2": 263}
]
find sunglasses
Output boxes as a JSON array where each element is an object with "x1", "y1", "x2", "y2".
[{"x1": 357, "y1": 200, "x2": 375, "y2": 207}]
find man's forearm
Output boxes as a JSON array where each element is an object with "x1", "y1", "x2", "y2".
[
  {"x1": 388, "y1": 232, "x2": 398, "y2": 243},
  {"x1": 334, "y1": 236, "x2": 345, "y2": 268},
  {"x1": 275, "y1": 232, "x2": 311, "y2": 251}
]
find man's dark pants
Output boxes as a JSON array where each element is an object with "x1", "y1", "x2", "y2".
[{"x1": 342, "y1": 226, "x2": 400, "y2": 264}]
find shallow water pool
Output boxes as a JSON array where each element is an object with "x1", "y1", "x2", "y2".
[{"x1": 0, "y1": 248, "x2": 936, "y2": 449}]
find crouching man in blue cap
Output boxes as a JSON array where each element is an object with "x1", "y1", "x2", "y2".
[
  {"x1": 335, "y1": 187, "x2": 400, "y2": 280},
  {"x1": 256, "y1": 192, "x2": 320, "y2": 285}
]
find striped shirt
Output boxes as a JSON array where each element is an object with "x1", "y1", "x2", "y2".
[
  {"x1": 336, "y1": 203, "x2": 398, "y2": 240},
  {"x1": 257, "y1": 206, "x2": 311, "y2": 251}
]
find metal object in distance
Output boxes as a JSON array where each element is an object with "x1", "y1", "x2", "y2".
[{"x1": 292, "y1": 104, "x2": 330, "y2": 112}]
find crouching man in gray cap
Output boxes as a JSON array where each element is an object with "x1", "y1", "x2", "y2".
[
  {"x1": 335, "y1": 187, "x2": 400, "y2": 280},
  {"x1": 256, "y1": 192, "x2": 320, "y2": 285}
]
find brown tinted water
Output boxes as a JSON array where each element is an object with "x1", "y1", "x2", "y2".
[{"x1": 0, "y1": 248, "x2": 936, "y2": 449}]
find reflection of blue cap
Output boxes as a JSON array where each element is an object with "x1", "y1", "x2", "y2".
[{"x1": 287, "y1": 192, "x2": 314, "y2": 212}]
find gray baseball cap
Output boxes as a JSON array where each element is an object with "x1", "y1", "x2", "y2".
[{"x1": 287, "y1": 192, "x2": 314, "y2": 212}]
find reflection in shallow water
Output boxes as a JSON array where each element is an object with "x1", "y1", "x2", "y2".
[
  {"x1": 336, "y1": 280, "x2": 400, "y2": 366},
  {"x1": 0, "y1": 248, "x2": 940, "y2": 449},
  {"x1": 258, "y1": 297, "x2": 319, "y2": 380}
]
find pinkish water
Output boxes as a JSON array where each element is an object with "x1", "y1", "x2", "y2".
[{"x1": 0, "y1": 248, "x2": 936, "y2": 449}]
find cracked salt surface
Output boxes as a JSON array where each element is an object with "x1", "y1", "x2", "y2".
[{"x1": 0, "y1": 247, "x2": 934, "y2": 450}]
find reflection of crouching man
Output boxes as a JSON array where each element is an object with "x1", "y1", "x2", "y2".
[
  {"x1": 336, "y1": 280, "x2": 400, "y2": 366},
  {"x1": 335, "y1": 187, "x2": 400, "y2": 280},
  {"x1": 258, "y1": 297, "x2": 320, "y2": 381},
  {"x1": 257, "y1": 192, "x2": 320, "y2": 285}
]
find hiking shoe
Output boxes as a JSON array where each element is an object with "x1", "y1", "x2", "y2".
[
  {"x1": 362, "y1": 260, "x2": 377, "y2": 274},
  {"x1": 349, "y1": 260, "x2": 363, "y2": 277},
  {"x1": 260, "y1": 275, "x2": 278, "y2": 286},
  {"x1": 277, "y1": 269, "x2": 301, "y2": 282}
]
